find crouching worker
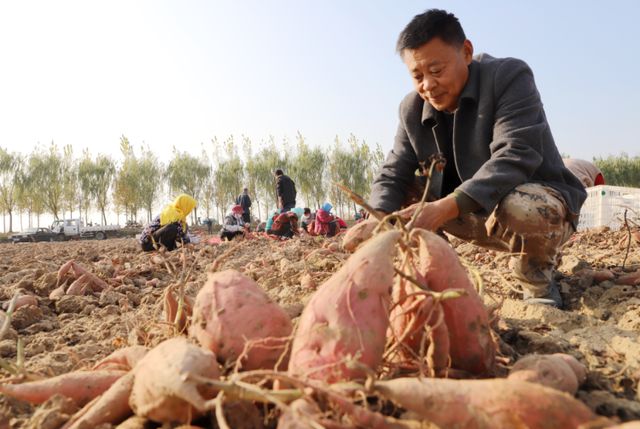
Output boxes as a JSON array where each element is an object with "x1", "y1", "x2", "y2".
[
  {"x1": 313, "y1": 202, "x2": 340, "y2": 237},
  {"x1": 220, "y1": 204, "x2": 248, "y2": 241},
  {"x1": 369, "y1": 9, "x2": 587, "y2": 309},
  {"x1": 268, "y1": 211, "x2": 300, "y2": 239},
  {"x1": 140, "y1": 194, "x2": 197, "y2": 251}
]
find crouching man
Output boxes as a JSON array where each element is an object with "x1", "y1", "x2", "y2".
[{"x1": 369, "y1": 9, "x2": 586, "y2": 308}]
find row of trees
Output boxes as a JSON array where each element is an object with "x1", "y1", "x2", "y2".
[
  {"x1": 594, "y1": 153, "x2": 640, "y2": 188},
  {"x1": 0, "y1": 133, "x2": 384, "y2": 232}
]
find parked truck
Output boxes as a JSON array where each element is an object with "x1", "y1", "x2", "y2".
[{"x1": 50, "y1": 219, "x2": 121, "y2": 240}]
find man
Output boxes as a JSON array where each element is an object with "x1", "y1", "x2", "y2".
[
  {"x1": 236, "y1": 187, "x2": 252, "y2": 224},
  {"x1": 275, "y1": 169, "x2": 297, "y2": 212},
  {"x1": 563, "y1": 158, "x2": 605, "y2": 188},
  {"x1": 369, "y1": 9, "x2": 586, "y2": 308}
]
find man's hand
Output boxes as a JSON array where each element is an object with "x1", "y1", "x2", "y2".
[{"x1": 398, "y1": 195, "x2": 460, "y2": 231}]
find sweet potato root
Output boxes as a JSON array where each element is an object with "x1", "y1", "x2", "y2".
[
  {"x1": 63, "y1": 371, "x2": 134, "y2": 429},
  {"x1": 288, "y1": 230, "x2": 401, "y2": 382},
  {"x1": 92, "y1": 346, "x2": 150, "y2": 372},
  {"x1": 374, "y1": 377, "x2": 596, "y2": 429},
  {"x1": 508, "y1": 354, "x2": 579, "y2": 394},
  {"x1": 412, "y1": 229, "x2": 495, "y2": 374},
  {"x1": 163, "y1": 284, "x2": 194, "y2": 332},
  {"x1": 0, "y1": 370, "x2": 126, "y2": 405},
  {"x1": 129, "y1": 337, "x2": 221, "y2": 423},
  {"x1": 190, "y1": 270, "x2": 292, "y2": 371}
]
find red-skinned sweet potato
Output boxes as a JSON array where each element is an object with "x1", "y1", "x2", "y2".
[
  {"x1": 129, "y1": 337, "x2": 221, "y2": 423},
  {"x1": 0, "y1": 370, "x2": 126, "y2": 405},
  {"x1": 374, "y1": 377, "x2": 596, "y2": 429},
  {"x1": 62, "y1": 371, "x2": 134, "y2": 429},
  {"x1": 553, "y1": 353, "x2": 587, "y2": 384},
  {"x1": 189, "y1": 270, "x2": 292, "y2": 371},
  {"x1": 412, "y1": 229, "x2": 495, "y2": 374},
  {"x1": 92, "y1": 346, "x2": 149, "y2": 372},
  {"x1": 508, "y1": 354, "x2": 580, "y2": 394},
  {"x1": 387, "y1": 279, "x2": 450, "y2": 374},
  {"x1": 288, "y1": 230, "x2": 401, "y2": 382},
  {"x1": 341, "y1": 218, "x2": 378, "y2": 252}
]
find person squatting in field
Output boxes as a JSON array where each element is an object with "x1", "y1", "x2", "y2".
[
  {"x1": 563, "y1": 158, "x2": 605, "y2": 188},
  {"x1": 220, "y1": 204, "x2": 249, "y2": 241},
  {"x1": 267, "y1": 207, "x2": 302, "y2": 239},
  {"x1": 300, "y1": 207, "x2": 315, "y2": 232},
  {"x1": 309, "y1": 202, "x2": 346, "y2": 237},
  {"x1": 139, "y1": 194, "x2": 197, "y2": 251},
  {"x1": 369, "y1": 9, "x2": 587, "y2": 308}
]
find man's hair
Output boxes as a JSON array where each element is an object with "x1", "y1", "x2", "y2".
[
  {"x1": 243, "y1": 187, "x2": 248, "y2": 192},
  {"x1": 275, "y1": 169, "x2": 284, "y2": 176},
  {"x1": 304, "y1": 207, "x2": 311, "y2": 214},
  {"x1": 396, "y1": 9, "x2": 466, "y2": 54}
]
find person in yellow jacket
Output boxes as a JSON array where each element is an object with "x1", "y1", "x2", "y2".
[{"x1": 139, "y1": 194, "x2": 197, "y2": 251}]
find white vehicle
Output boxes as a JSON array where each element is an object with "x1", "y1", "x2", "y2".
[{"x1": 50, "y1": 219, "x2": 121, "y2": 240}]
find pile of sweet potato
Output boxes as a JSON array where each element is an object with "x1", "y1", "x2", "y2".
[{"x1": 0, "y1": 219, "x2": 632, "y2": 429}]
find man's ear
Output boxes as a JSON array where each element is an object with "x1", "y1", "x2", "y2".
[{"x1": 462, "y1": 39, "x2": 474, "y2": 64}]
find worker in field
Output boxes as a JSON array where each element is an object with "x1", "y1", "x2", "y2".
[
  {"x1": 274, "y1": 169, "x2": 297, "y2": 213},
  {"x1": 563, "y1": 158, "x2": 605, "y2": 188},
  {"x1": 139, "y1": 194, "x2": 197, "y2": 251},
  {"x1": 236, "y1": 187, "x2": 253, "y2": 224},
  {"x1": 368, "y1": 9, "x2": 587, "y2": 308},
  {"x1": 220, "y1": 204, "x2": 249, "y2": 241}
]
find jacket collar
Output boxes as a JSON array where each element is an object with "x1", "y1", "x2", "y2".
[{"x1": 421, "y1": 60, "x2": 480, "y2": 125}]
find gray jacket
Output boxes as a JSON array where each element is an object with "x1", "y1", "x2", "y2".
[{"x1": 369, "y1": 54, "x2": 586, "y2": 223}]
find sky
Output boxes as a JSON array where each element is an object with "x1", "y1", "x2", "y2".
[{"x1": 0, "y1": 0, "x2": 639, "y2": 165}]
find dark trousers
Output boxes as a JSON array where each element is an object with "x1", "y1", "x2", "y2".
[
  {"x1": 242, "y1": 212, "x2": 251, "y2": 224},
  {"x1": 281, "y1": 202, "x2": 295, "y2": 213},
  {"x1": 220, "y1": 230, "x2": 243, "y2": 241},
  {"x1": 141, "y1": 223, "x2": 180, "y2": 252}
]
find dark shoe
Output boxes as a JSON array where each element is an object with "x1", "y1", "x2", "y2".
[{"x1": 522, "y1": 280, "x2": 563, "y2": 309}]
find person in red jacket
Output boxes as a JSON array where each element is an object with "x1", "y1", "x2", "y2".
[{"x1": 314, "y1": 202, "x2": 340, "y2": 237}]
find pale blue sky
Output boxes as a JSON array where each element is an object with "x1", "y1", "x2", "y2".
[{"x1": 0, "y1": 1, "x2": 638, "y2": 163}]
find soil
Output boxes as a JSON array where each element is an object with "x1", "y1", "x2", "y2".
[{"x1": 0, "y1": 226, "x2": 638, "y2": 428}]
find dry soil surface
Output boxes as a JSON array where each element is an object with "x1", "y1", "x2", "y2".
[{"x1": 0, "y1": 226, "x2": 638, "y2": 428}]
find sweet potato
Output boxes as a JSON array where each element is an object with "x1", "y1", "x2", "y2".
[
  {"x1": 129, "y1": 337, "x2": 221, "y2": 423},
  {"x1": 387, "y1": 280, "x2": 450, "y2": 374},
  {"x1": 508, "y1": 354, "x2": 579, "y2": 394},
  {"x1": 553, "y1": 353, "x2": 587, "y2": 384},
  {"x1": 63, "y1": 371, "x2": 134, "y2": 429},
  {"x1": 341, "y1": 218, "x2": 378, "y2": 252},
  {"x1": 92, "y1": 346, "x2": 149, "y2": 372},
  {"x1": 2, "y1": 294, "x2": 38, "y2": 310},
  {"x1": 412, "y1": 229, "x2": 495, "y2": 374},
  {"x1": 288, "y1": 230, "x2": 401, "y2": 382},
  {"x1": 374, "y1": 377, "x2": 596, "y2": 429},
  {"x1": 0, "y1": 370, "x2": 126, "y2": 405},
  {"x1": 189, "y1": 270, "x2": 292, "y2": 371},
  {"x1": 615, "y1": 270, "x2": 640, "y2": 286}
]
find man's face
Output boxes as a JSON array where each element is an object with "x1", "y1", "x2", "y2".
[{"x1": 402, "y1": 37, "x2": 473, "y2": 112}]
